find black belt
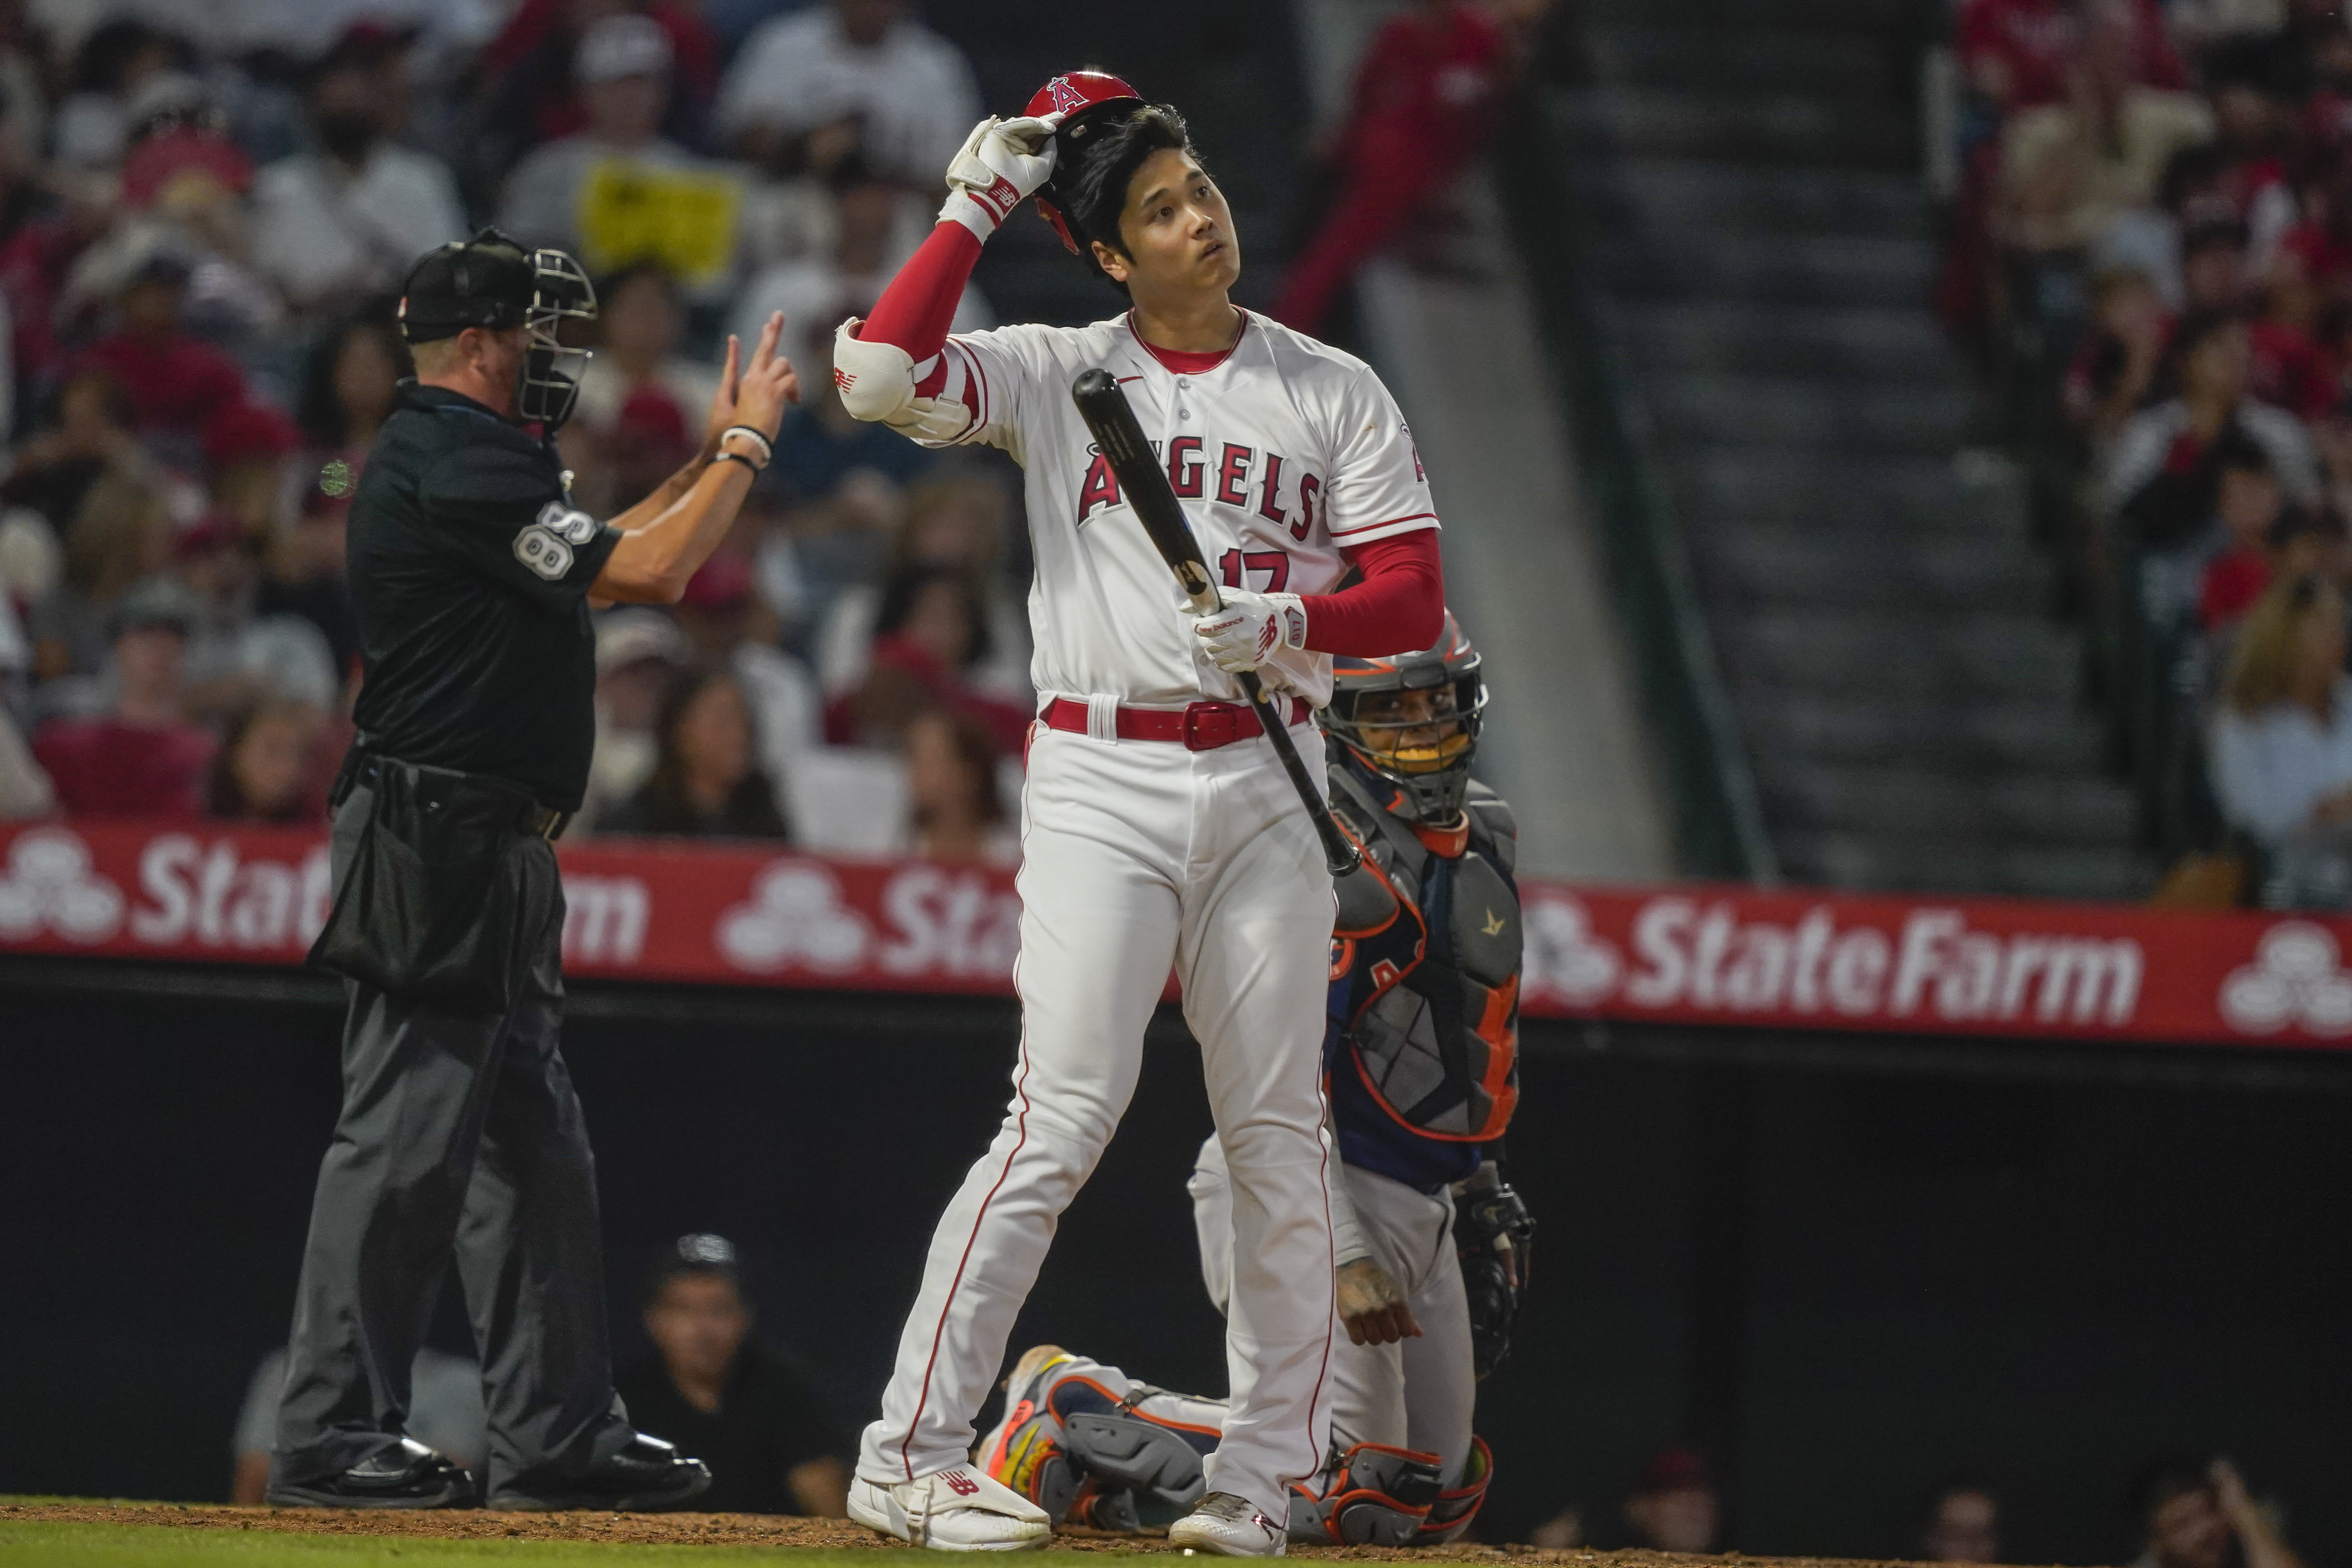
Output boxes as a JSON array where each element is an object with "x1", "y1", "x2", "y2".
[{"x1": 337, "y1": 748, "x2": 571, "y2": 842}]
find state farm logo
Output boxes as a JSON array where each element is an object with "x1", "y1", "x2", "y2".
[
  {"x1": 1524, "y1": 894, "x2": 1620, "y2": 1005},
  {"x1": 2219, "y1": 922, "x2": 2352, "y2": 1035},
  {"x1": 1525, "y1": 895, "x2": 2143, "y2": 1028},
  {"x1": 715, "y1": 859, "x2": 1022, "y2": 979},
  {"x1": 717, "y1": 861, "x2": 871, "y2": 973},
  {"x1": 0, "y1": 827, "x2": 124, "y2": 942}
]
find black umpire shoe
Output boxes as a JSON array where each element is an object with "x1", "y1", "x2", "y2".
[
  {"x1": 486, "y1": 1432, "x2": 713, "y2": 1512},
  {"x1": 265, "y1": 1436, "x2": 478, "y2": 1508}
]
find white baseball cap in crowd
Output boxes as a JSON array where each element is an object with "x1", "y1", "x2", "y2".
[{"x1": 575, "y1": 14, "x2": 673, "y2": 85}]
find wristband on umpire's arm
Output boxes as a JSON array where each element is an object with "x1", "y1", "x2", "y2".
[{"x1": 721, "y1": 425, "x2": 774, "y2": 461}]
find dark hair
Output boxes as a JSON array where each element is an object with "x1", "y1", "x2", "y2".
[
  {"x1": 2159, "y1": 143, "x2": 2233, "y2": 213},
  {"x1": 875, "y1": 565, "x2": 992, "y2": 670},
  {"x1": 203, "y1": 701, "x2": 317, "y2": 823},
  {"x1": 1058, "y1": 102, "x2": 1201, "y2": 292},
  {"x1": 297, "y1": 309, "x2": 410, "y2": 448},
  {"x1": 2161, "y1": 309, "x2": 2248, "y2": 395},
  {"x1": 2215, "y1": 428, "x2": 2273, "y2": 477},
  {"x1": 911, "y1": 707, "x2": 1006, "y2": 831},
  {"x1": 627, "y1": 666, "x2": 789, "y2": 839}
]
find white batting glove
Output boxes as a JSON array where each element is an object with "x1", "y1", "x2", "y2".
[
  {"x1": 1192, "y1": 591, "x2": 1307, "y2": 672},
  {"x1": 941, "y1": 113, "x2": 1062, "y2": 241}
]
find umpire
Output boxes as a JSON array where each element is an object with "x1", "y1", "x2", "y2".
[{"x1": 268, "y1": 228, "x2": 797, "y2": 1512}]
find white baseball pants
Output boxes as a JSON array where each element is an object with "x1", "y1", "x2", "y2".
[
  {"x1": 856, "y1": 720, "x2": 1340, "y2": 1519},
  {"x1": 1191, "y1": 1139, "x2": 1477, "y2": 1487}
]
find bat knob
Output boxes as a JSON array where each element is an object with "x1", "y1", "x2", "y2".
[{"x1": 1326, "y1": 842, "x2": 1364, "y2": 878}]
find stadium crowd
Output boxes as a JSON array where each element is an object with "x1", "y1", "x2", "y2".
[
  {"x1": 1947, "y1": 0, "x2": 2352, "y2": 904},
  {"x1": 0, "y1": 0, "x2": 1045, "y2": 857},
  {"x1": 0, "y1": 0, "x2": 1536, "y2": 858}
]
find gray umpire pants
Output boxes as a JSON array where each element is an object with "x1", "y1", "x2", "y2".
[{"x1": 272, "y1": 783, "x2": 631, "y2": 1494}]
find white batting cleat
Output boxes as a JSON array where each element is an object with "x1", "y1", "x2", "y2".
[
  {"x1": 1168, "y1": 1490, "x2": 1287, "y2": 1556},
  {"x1": 849, "y1": 1465, "x2": 1052, "y2": 1551}
]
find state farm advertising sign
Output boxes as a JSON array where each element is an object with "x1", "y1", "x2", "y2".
[{"x1": 4, "y1": 822, "x2": 2351, "y2": 1049}]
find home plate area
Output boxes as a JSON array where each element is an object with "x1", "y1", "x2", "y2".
[{"x1": 0, "y1": 1502, "x2": 1931, "y2": 1565}]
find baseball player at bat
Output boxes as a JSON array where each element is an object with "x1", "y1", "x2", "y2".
[
  {"x1": 976, "y1": 619, "x2": 1534, "y2": 1549},
  {"x1": 829, "y1": 72, "x2": 1448, "y2": 1554}
]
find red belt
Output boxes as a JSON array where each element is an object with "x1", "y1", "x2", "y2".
[{"x1": 1041, "y1": 696, "x2": 1312, "y2": 751}]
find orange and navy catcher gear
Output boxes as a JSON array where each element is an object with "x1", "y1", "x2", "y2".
[
  {"x1": 1324, "y1": 756, "x2": 1519, "y2": 1189},
  {"x1": 1023, "y1": 71, "x2": 1144, "y2": 254},
  {"x1": 1318, "y1": 613, "x2": 1486, "y2": 823}
]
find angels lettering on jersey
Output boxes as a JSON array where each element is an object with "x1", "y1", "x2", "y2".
[{"x1": 898, "y1": 309, "x2": 1438, "y2": 710}]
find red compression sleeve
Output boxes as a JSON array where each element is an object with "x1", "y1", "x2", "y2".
[
  {"x1": 1303, "y1": 529, "x2": 1445, "y2": 655},
  {"x1": 859, "y1": 221, "x2": 982, "y2": 363}
]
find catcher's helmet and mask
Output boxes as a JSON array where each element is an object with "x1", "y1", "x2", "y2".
[
  {"x1": 1320, "y1": 614, "x2": 1488, "y2": 822},
  {"x1": 399, "y1": 226, "x2": 598, "y2": 430}
]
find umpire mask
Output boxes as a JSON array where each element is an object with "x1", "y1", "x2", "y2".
[
  {"x1": 399, "y1": 228, "x2": 598, "y2": 430},
  {"x1": 519, "y1": 247, "x2": 597, "y2": 430}
]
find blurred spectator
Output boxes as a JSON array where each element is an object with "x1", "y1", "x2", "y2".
[
  {"x1": 231, "y1": 1344, "x2": 484, "y2": 1505},
  {"x1": 275, "y1": 312, "x2": 410, "y2": 677},
  {"x1": 2209, "y1": 573, "x2": 2352, "y2": 854},
  {"x1": 615, "y1": 1234, "x2": 849, "y2": 1517},
  {"x1": 816, "y1": 475, "x2": 1028, "y2": 705},
  {"x1": 580, "y1": 606, "x2": 690, "y2": 832},
  {"x1": 249, "y1": 23, "x2": 466, "y2": 317},
  {"x1": 31, "y1": 577, "x2": 213, "y2": 818},
  {"x1": 1998, "y1": 0, "x2": 2215, "y2": 257},
  {"x1": 479, "y1": 0, "x2": 719, "y2": 157},
  {"x1": 1622, "y1": 1447, "x2": 1720, "y2": 1554},
  {"x1": 1959, "y1": 0, "x2": 2184, "y2": 114},
  {"x1": 498, "y1": 16, "x2": 743, "y2": 298},
  {"x1": 823, "y1": 564, "x2": 1026, "y2": 753},
  {"x1": 716, "y1": 0, "x2": 979, "y2": 187},
  {"x1": 2196, "y1": 443, "x2": 2287, "y2": 630},
  {"x1": 2106, "y1": 311, "x2": 2320, "y2": 551},
  {"x1": 732, "y1": 155, "x2": 975, "y2": 356},
  {"x1": 2066, "y1": 266, "x2": 2172, "y2": 441},
  {"x1": 51, "y1": 19, "x2": 184, "y2": 172},
  {"x1": 2180, "y1": 219, "x2": 2253, "y2": 316},
  {"x1": 203, "y1": 698, "x2": 326, "y2": 824},
  {"x1": 600, "y1": 663, "x2": 790, "y2": 839},
  {"x1": 0, "y1": 703, "x2": 48, "y2": 816},
  {"x1": 766, "y1": 316, "x2": 935, "y2": 504},
  {"x1": 1919, "y1": 1481, "x2": 2002, "y2": 1563},
  {"x1": 1273, "y1": 0, "x2": 1513, "y2": 334},
  {"x1": 573, "y1": 264, "x2": 720, "y2": 435},
  {"x1": 2128, "y1": 1456, "x2": 2306, "y2": 1568},
  {"x1": 5, "y1": 369, "x2": 141, "y2": 537},
  {"x1": 175, "y1": 511, "x2": 340, "y2": 719},
  {"x1": 74, "y1": 250, "x2": 295, "y2": 476},
  {"x1": 25, "y1": 466, "x2": 171, "y2": 687},
  {"x1": 899, "y1": 707, "x2": 1013, "y2": 864}
]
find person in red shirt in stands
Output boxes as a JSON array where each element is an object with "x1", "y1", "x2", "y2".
[
  {"x1": 32, "y1": 576, "x2": 216, "y2": 818},
  {"x1": 75, "y1": 251, "x2": 265, "y2": 466},
  {"x1": 1958, "y1": 0, "x2": 2183, "y2": 111},
  {"x1": 1272, "y1": 0, "x2": 1514, "y2": 335}
]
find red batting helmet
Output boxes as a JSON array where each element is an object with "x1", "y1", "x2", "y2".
[{"x1": 1024, "y1": 70, "x2": 1142, "y2": 255}]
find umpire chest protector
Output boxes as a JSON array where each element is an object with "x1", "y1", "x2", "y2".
[{"x1": 1327, "y1": 764, "x2": 1521, "y2": 1159}]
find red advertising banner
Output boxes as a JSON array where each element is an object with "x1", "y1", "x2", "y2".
[{"x1": 4, "y1": 822, "x2": 2351, "y2": 1049}]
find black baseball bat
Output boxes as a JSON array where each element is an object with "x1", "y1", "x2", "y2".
[{"x1": 1071, "y1": 367, "x2": 1361, "y2": 877}]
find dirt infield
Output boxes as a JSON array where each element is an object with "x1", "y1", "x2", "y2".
[{"x1": 0, "y1": 1501, "x2": 1912, "y2": 1567}]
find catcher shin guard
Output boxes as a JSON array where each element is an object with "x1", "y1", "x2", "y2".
[
  {"x1": 1285, "y1": 1443, "x2": 1442, "y2": 1546},
  {"x1": 1416, "y1": 1437, "x2": 1493, "y2": 1544}
]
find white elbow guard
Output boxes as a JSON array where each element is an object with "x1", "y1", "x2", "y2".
[{"x1": 831, "y1": 318, "x2": 972, "y2": 443}]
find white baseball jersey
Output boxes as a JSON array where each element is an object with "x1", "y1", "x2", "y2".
[{"x1": 909, "y1": 308, "x2": 1440, "y2": 710}]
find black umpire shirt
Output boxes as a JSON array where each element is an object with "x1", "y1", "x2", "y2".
[{"x1": 348, "y1": 381, "x2": 621, "y2": 810}]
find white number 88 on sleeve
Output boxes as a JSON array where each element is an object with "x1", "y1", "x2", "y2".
[{"x1": 513, "y1": 524, "x2": 575, "y2": 580}]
